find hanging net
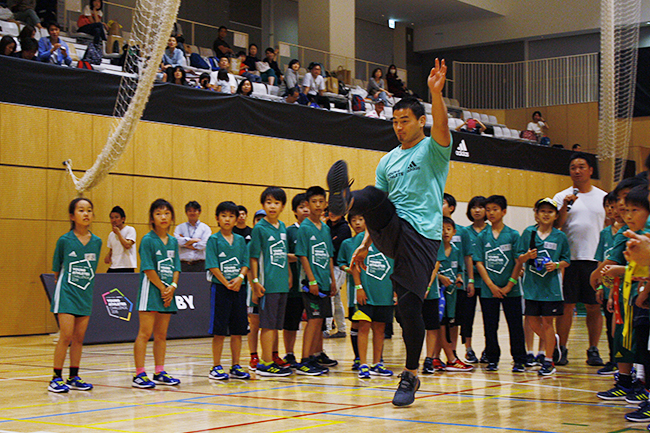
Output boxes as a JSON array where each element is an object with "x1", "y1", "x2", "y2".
[
  {"x1": 65, "y1": 0, "x2": 181, "y2": 194},
  {"x1": 598, "y1": 0, "x2": 641, "y2": 184}
]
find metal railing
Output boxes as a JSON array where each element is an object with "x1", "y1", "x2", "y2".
[
  {"x1": 277, "y1": 41, "x2": 407, "y2": 87},
  {"x1": 453, "y1": 53, "x2": 599, "y2": 109}
]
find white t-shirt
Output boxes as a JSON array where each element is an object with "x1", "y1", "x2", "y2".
[
  {"x1": 552, "y1": 185, "x2": 606, "y2": 261},
  {"x1": 302, "y1": 73, "x2": 325, "y2": 95},
  {"x1": 82, "y1": 5, "x2": 103, "y2": 18},
  {"x1": 107, "y1": 225, "x2": 137, "y2": 269},
  {"x1": 527, "y1": 121, "x2": 545, "y2": 135}
]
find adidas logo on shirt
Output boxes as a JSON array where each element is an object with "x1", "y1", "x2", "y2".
[
  {"x1": 68, "y1": 251, "x2": 77, "y2": 257},
  {"x1": 156, "y1": 250, "x2": 162, "y2": 255},
  {"x1": 310, "y1": 235, "x2": 317, "y2": 240},
  {"x1": 268, "y1": 236, "x2": 276, "y2": 241},
  {"x1": 219, "y1": 252, "x2": 226, "y2": 257},
  {"x1": 485, "y1": 242, "x2": 492, "y2": 247},
  {"x1": 455, "y1": 139, "x2": 470, "y2": 158},
  {"x1": 406, "y1": 161, "x2": 420, "y2": 173}
]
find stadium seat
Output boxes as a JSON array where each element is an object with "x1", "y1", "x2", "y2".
[
  {"x1": 493, "y1": 126, "x2": 504, "y2": 138},
  {"x1": 199, "y1": 47, "x2": 213, "y2": 58},
  {"x1": 0, "y1": 21, "x2": 19, "y2": 37},
  {"x1": 509, "y1": 128, "x2": 520, "y2": 139},
  {"x1": 462, "y1": 110, "x2": 472, "y2": 120},
  {"x1": 479, "y1": 113, "x2": 490, "y2": 124},
  {"x1": 488, "y1": 115, "x2": 498, "y2": 124}
]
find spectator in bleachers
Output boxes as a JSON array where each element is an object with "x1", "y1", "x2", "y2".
[
  {"x1": 18, "y1": 24, "x2": 36, "y2": 48},
  {"x1": 284, "y1": 59, "x2": 301, "y2": 93},
  {"x1": 283, "y1": 87, "x2": 300, "y2": 104},
  {"x1": 161, "y1": 36, "x2": 185, "y2": 70},
  {"x1": 237, "y1": 51, "x2": 262, "y2": 83},
  {"x1": 236, "y1": 78, "x2": 253, "y2": 96},
  {"x1": 164, "y1": 66, "x2": 188, "y2": 86},
  {"x1": 13, "y1": 37, "x2": 38, "y2": 60},
  {"x1": 37, "y1": 22, "x2": 72, "y2": 66},
  {"x1": 263, "y1": 47, "x2": 282, "y2": 85},
  {"x1": 77, "y1": 0, "x2": 107, "y2": 45},
  {"x1": 456, "y1": 118, "x2": 486, "y2": 134},
  {"x1": 366, "y1": 100, "x2": 386, "y2": 119},
  {"x1": 195, "y1": 72, "x2": 214, "y2": 91},
  {"x1": 572, "y1": 143, "x2": 582, "y2": 151},
  {"x1": 0, "y1": 36, "x2": 16, "y2": 56},
  {"x1": 8, "y1": 0, "x2": 42, "y2": 29},
  {"x1": 303, "y1": 62, "x2": 329, "y2": 110},
  {"x1": 217, "y1": 55, "x2": 230, "y2": 71},
  {"x1": 215, "y1": 69, "x2": 232, "y2": 94},
  {"x1": 367, "y1": 67, "x2": 392, "y2": 106},
  {"x1": 171, "y1": 21, "x2": 184, "y2": 52},
  {"x1": 386, "y1": 64, "x2": 409, "y2": 98},
  {"x1": 526, "y1": 111, "x2": 549, "y2": 141},
  {"x1": 213, "y1": 25, "x2": 233, "y2": 57},
  {"x1": 243, "y1": 44, "x2": 267, "y2": 80}
]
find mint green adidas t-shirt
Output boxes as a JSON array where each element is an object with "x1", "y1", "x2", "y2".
[
  {"x1": 438, "y1": 243, "x2": 463, "y2": 317},
  {"x1": 375, "y1": 135, "x2": 452, "y2": 241},
  {"x1": 360, "y1": 244, "x2": 395, "y2": 306},
  {"x1": 205, "y1": 232, "x2": 249, "y2": 284},
  {"x1": 295, "y1": 218, "x2": 334, "y2": 292},
  {"x1": 248, "y1": 218, "x2": 290, "y2": 294},
  {"x1": 595, "y1": 225, "x2": 617, "y2": 298},
  {"x1": 473, "y1": 225, "x2": 521, "y2": 298}
]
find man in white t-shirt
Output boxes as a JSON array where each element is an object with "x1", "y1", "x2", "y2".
[
  {"x1": 302, "y1": 63, "x2": 330, "y2": 109},
  {"x1": 104, "y1": 206, "x2": 137, "y2": 272},
  {"x1": 552, "y1": 152, "x2": 606, "y2": 367}
]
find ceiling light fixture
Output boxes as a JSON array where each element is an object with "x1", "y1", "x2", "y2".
[{"x1": 388, "y1": 19, "x2": 395, "y2": 29}]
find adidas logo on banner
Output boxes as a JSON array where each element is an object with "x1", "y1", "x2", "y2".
[
  {"x1": 219, "y1": 252, "x2": 226, "y2": 257},
  {"x1": 68, "y1": 251, "x2": 77, "y2": 257},
  {"x1": 455, "y1": 139, "x2": 470, "y2": 157},
  {"x1": 406, "y1": 161, "x2": 420, "y2": 173},
  {"x1": 156, "y1": 250, "x2": 162, "y2": 255},
  {"x1": 310, "y1": 235, "x2": 317, "y2": 240},
  {"x1": 268, "y1": 236, "x2": 276, "y2": 241}
]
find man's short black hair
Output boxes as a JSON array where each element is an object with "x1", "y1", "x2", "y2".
[
  {"x1": 218, "y1": 25, "x2": 227, "y2": 32},
  {"x1": 306, "y1": 186, "x2": 326, "y2": 201},
  {"x1": 604, "y1": 191, "x2": 618, "y2": 206},
  {"x1": 260, "y1": 187, "x2": 287, "y2": 205},
  {"x1": 466, "y1": 195, "x2": 487, "y2": 222},
  {"x1": 216, "y1": 201, "x2": 239, "y2": 216},
  {"x1": 237, "y1": 50, "x2": 246, "y2": 57},
  {"x1": 442, "y1": 216, "x2": 456, "y2": 229},
  {"x1": 291, "y1": 193, "x2": 308, "y2": 212},
  {"x1": 287, "y1": 87, "x2": 300, "y2": 97},
  {"x1": 614, "y1": 176, "x2": 648, "y2": 197},
  {"x1": 237, "y1": 205, "x2": 248, "y2": 214},
  {"x1": 443, "y1": 193, "x2": 456, "y2": 212},
  {"x1": 185, "y1": 200, "x2": 201, "y2": 212},
  {"x1": 486, "y1": 195, "x2": 507, "y2": 210},
  {"x1": 393, "y1": 97, "x2": 425, "y2": 119},
  {"x1": 625, "y1": 184, "x2": 650, "y2": 212},
  {"x1": 265, "y1": 47, "x2": 274, "y2": 54},
  {"x1": 532, "y1": 110, "x2": 542, "y2": 118},
  {"x1": 569, "y1": 152, "x2": 593, "y2": 168},
  {"x1": 571, "y1": 143, "x2": 582, "y2": 150},
  {"x1": 110, "y1": 205, "x2": 125, "y2": 218}
]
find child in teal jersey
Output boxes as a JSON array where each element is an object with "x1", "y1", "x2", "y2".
[
  {"x1": 133, "y1": 199, "x2": 181, "y2": 389},
  {"x1": 517, "y1": 198, "x2": 570, "y2": 376},
  {"x1": 48, "y1": 198, "x2": 102, "y2": 393}
]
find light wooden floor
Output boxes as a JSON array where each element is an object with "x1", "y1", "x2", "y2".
[{"x1": 0, "y1": 313, "x2": 639, "y2": 433}]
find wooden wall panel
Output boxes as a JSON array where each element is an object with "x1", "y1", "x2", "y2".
[
  {"x1": 274, "y1": 138, "x2": 304, "y2": 189},
  {"x1": 93, "y1": 115, "x2": 134, "y2": 174},
  {"x1": 172, "y1": 126, "x2": 210, "y2": 181},
  {"x1": 133, "y1": 122, "x2": 173, "y2": 177},
  {"x1": 208, "y1": 131, "x2": 243, "y2": 184},
  {"x1": 48, "y1": 111, "x2": 94, "y2": 170},
  {"x1": 566, "y1": 103, "x2": 590, "y2": 149},
  {"x1": 0, "y1": 105, "x2": 48, "y2": 166},
  {"x1": 131, "y1": 177, "x2": 173, "y2": 225},
  {"x1": 0, "y1": 165, "x2": 47, "y2": 221}
]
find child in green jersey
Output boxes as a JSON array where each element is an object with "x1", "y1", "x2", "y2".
[
  {"x1": 49, "y1": 198, "x2": 102, "y2": 393},
  {"x1": 517, "y1": 198, "x2": 570, "y2": 376},
  {"x1": 133, "y1": 199, "x2": 181, "y2": 389}
]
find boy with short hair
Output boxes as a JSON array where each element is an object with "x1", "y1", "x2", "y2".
[
  {"x1": 474, "y1": 195, "x2": 527, "y2": 372},
  {"x1": 338, "y1": 211, "x2": 366, "y2": 370},
  {"x1": 295, "y1": 186, "x2": 337, "y2": 375},
  {"x1": 105, "y1": 206, "x2": 137, "y2": 273},
  {"x1": 205, "y1": 201, "x2": 251, "y2": 380},
  {"x1": 249, "y1": 187, "x2": 292, "y2": 377},
  {"x1": 283, "y1": 193, "x2": 310, "y2": 367},
  {"x1": 517, "y1": 198, "x2": 571, "y2": 376}
]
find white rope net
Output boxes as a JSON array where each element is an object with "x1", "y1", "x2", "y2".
[
  {"x1": 65, "y1": 0, "x2": 181, "y2": 194},
  {"x1": 598, "y1": 0, "x2": 641, "y2": 184}
]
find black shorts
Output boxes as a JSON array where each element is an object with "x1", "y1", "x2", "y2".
[
  {"x1": 441, "y1": 316, "x2": 459, "y2": 327},
  {"x1": 283, "y1": 296, "x2": 304, "y2": 331},
  {"x1": 562, "y1": 260, "x2": 598, "y2": 305},
  {"x1": 259, "y1": 293, "x2": 288, "y2": 330},
  {"x1": 302, "y1": 292, "x2": 333, "y2": 320},
  {"x1": 525, "y1": 300, "x2": 564, "y2": 317},
  {"x1": 348, "y1": 306, "x2": 358, "y2": 322},
  {"x1": 422, "y1": 298, "x2": 441, "y2": 330},
  {"x1": 209, "y1": 283, "x2": 248, "y2": 336},
  {"x1": 355, "y1": 304, "x2": 394, "y2": 323}
]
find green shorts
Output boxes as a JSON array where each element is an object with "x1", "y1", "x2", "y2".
[{"x1": 614, "y1": 317, "x2": 636, "y2": 364}]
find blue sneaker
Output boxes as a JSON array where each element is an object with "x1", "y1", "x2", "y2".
[
  {"x1": 370, "y1": 363, "x2": 393, "y2": 377},
  {"x1": 284, "y1": 353, "x2": 299, "y2": 369},
  {"x1": 66, "y1": 376, "x2": 93, "y2": 391},
  {"x1": 153, "y1": 371, "x2": 180, "y2": 386},
  {"x1": 296, "y1": 359, "x2": 325, "y2": 376},
  {"x1": 310, "y1": 357, "x2": 329, "y2": 374},
  {"x1": 352, "y1": 358, "x2": 361, "y2": 371},
  {"x1": 208, "y1": 365, "x2": 229, "y2": 380},
  {"x1": 132, "y1": 372, "x2": 156, "y2": 389},
  {"x1": 392, "y1": 370, "x2": 420, "y2": 407},
  {"x1": 256, "y1": 362, "x2": 292, "y2": 377},
  {"x1": 48, "y1": 377, "x2": 69, "y2": 393},
  {"x1": 230, "y1": 365, "x2": 251, "y2": 380},
  {"x1": 486, "y1": 362, "x2": 499, "y2": 371},
  {"x1": 597, "y1": 383, "x2": 632, "y2": 401},
  {"x1": 358, "y1": 364, "x2": 371, "y2": 379}
]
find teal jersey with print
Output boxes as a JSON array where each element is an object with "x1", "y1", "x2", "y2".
[
  {"x1": 360, "y1": 244, "x2": 395, "y2": 306},
  {"x1": 465, "y1": 223, "x2": 490, "y2": 290},
  {"x1": 595, "y1": 225, "x2": 617, "y2": 298},
  {"x1": 295, "y1": 218, "x2": 334, "y2": 291},
  {"x1": 606, "y1": 224, "x2": 629, "y2": 265},
  {"x1": 645, "y1": 215, "x2": 650, "y2": 232},
  {"x1": 516, "y1": 226, "x2": 571, "y2": 302},
  {"x1": 138, "y1": 231, "x2": 181, "y2": 313},
  {"x1": 51, "y1": 230, "x2": 102, "y2": 316},
  {"x1": 473, "y1": 225, "x2": 521, "y2": 298},
  {"x1": 338, "y1": 233, "x2": 364, "y2": 307},
  {"x1": 438, "y1": 243, "x2": 463, "y2": 317},
  {"x1": 286, "y1": 223, "x2": 302, "y2": 297},
  {"x1": 375, "y1": 135, "x2": 452, "y2": 241},
  {"x1": 205, "y1": 232, "x2": 249, "y2": 284},
  {"x1": 249, "y1": 218, "x2": 290, "y2": 294}
]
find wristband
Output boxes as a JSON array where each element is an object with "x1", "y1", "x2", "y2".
[
  {"x1": 309, "y1": 280, "x2": 318, "y2": 286},
  {"x1": 596, "y1": 285, "x2": 603, "y2": 291},
  {"x1": 170, "y1": 282, "x2": 177, "y2": 288},
  {"x1": 468, "y1": 279, "x2": 474, "y2": 284},
  {"x1": 252, "y1": 278, "x2": 259, "y2": 284},
  {"x1": 508, "y1": 277, "x2": 517, "y2": 285},
  {"x1": 555, "y1": 262, "x2": 560, "y2": 270},
  {"x1": 238, "y1": 273, "x2": 245, "y2": 280},
  {"x1": 355, "y1": 285, "x2": 363, "y2": 290}
]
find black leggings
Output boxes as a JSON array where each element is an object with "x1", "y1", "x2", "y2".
[{"x1": 395, "y1": 283, "x2": 425, "y2": 370}]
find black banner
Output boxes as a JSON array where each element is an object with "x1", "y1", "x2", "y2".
[{"x1": 41, "y1": 273, "x2": 213, "y2": 344}]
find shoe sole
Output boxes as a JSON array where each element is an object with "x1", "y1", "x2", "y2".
[
  {"x1": 208, "y1": 375, "x2": 229, "y2": 380},
  {"x1": 446, "y1": 367, "x2": 474, "y2": 372},
  {"x1": 318, "y1": 362, "x2": 338, "y2": 367},
  {"x1": 132, "y1": 383, "x2": 155, "y2": 389},
  {"x1": 153, "y1": 380, "x2": 180, "y2": 386},
  {"x1": 48, "y1": 386, "x2": 69, "y2": 393},
  {"x1": 256, "y1": 370, "x2": 292, "y2": 377},
  {"x1": 67, "y1": 385, "x2": 93, "y2": 391},
  {"x1": 230, "y1": 373, "x2": 251, "y2": 380},
  {"x1": 326, "y1": 160, "x2": 351, "y2": 216},
  {"x1": 248, "y1": 365, "x2": 258, "y2": 371},
  {"x1": 358, "y1": 374, "x2": 371, "y2": 379},
  {"x1": 295, "y1": 369, "x2": 324, "y2": 376},
  {"x1": 538, "y1": 368, "x2": 556, "y2": 376},
  {"x1": 625, "y1": 398, "x2": 649, "y2": 405},
  {"x1": 370, "y1": 371, "x2": 393, "y2": 376},
  {"x1": 625, "y1": 416, "x2": 650, "y2": 422},
  {"x1": 597, "y1": 394, "x2": 627, "y2": 401},
  {"x1": 597, "y1": 370, "x2": 618, "y2": 375}
]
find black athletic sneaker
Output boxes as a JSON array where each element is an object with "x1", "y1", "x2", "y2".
[
  {"x1": 598, "y1": 361, "x2": 618, "y2": 375},
  {"x1": 525, "y1": 353, "x2": 536, "y2": 367},
  {"x1": 479, "y1": 350, "x2": 489, "y2": 364},
  {"x1": 316, "y1": 352, "x2": 338, "y2": 367},
  {"x1": 422, "y1": 357, "x2": 435, "y2": 374},
  {"x1": 538, "y1": 361, "x2": 556, "y2": 376},
  {"x1": 626, "y1": 401, "x2": 650, "y2": 422},
  {"x1": 392, "y1": 371, "x2": 421, "y2": 407},
  {"x1": 534, "y1": 354, "x2": 545, "y2": 366},
  {"x1": 586, "y1": 346, "x2": 604, "y2": 366},
  {"x1": 556, "y1": 346, "x2": 569, "y2": 366},
  {"x1": 486, "y1": 362, "x2": 498, "y2": 371},
  {"x1": 597, "y1": 383, "x2": 632, "y2": 401},
  {"x1": 465, "y1": 349, "x2": 478, "y2": 364},
  {"x1": 326, "y1": 160, "x2": 353, "y2": 216},
  {"x1": 512, "y1": 363, "x2": 526, "y2": 373}
]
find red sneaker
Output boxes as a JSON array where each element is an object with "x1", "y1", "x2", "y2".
[
  {"x1": 432, "y1": 358, "x2": 446, "y2": 371},
  {"x1": 445, "y1": 359, "x2": 474, "y2": 372},
  {"x1": 249, "y1": 354, "x2": 259, "y2": 371},
  {"x1": 273, "y1": 354, "x2": 289, "y2": 367}
]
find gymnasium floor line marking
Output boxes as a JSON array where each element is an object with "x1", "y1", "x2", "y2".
[
  {"x1": 268, "y1": 420, "x2": 345, "y2": 433},
  {"x1": 0, "y1": 418, "x2": 139, "y2": 433},
  {"x1": 496, "y1": 396, "x2": 633, "y2": 409},
  {"x1": 82, "y1": 408, "x2": 205, "y2": 426}
]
